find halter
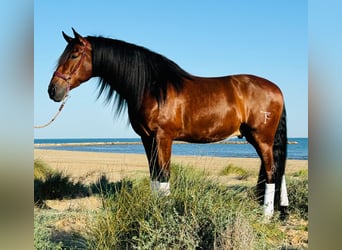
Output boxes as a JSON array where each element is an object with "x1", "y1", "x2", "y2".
[
  {"x1": 53, "y1": 44, "x2": 89, "y2": 91},
  {"x1": 34, "y1": 43, "x2": 89, "y2": 129}
]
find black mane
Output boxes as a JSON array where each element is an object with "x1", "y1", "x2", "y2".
[{"x1": 86, "y1": 36, "x2": 193, "y2": 113}]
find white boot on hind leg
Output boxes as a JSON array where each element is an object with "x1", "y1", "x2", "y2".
[
  {"x1": 264, "y1": 183, "x2": 275, "y2": 219},
  {"x1": 280, "y1": 175, "x2": 289, "y2": 206},
  {"x1": 150, "y1": 181, "x2": 170, "y2": 196}
]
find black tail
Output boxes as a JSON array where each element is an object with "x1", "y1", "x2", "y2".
[{"x1": 273, "y1": 105, "x2": 287, "y2": 210}]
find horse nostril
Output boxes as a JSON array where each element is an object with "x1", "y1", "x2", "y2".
[{"x1": 48, "y1": 84, "x2": 56, "y2": 98}]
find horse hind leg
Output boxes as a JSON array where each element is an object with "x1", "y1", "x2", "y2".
[
  {"x1": 239, "y1": 124, "x2": 267, "y2": 206},
  {"x1": 272, "y1": 106, "x2": 289, "y2": 220},
  {"x1": 243, "y1": 129, "x2": 288, "y2": 220},
  {"x1": 256, "y1": 162, "x2": 267, "y2": 205},
  {"x1": 255, "y1": 160, "x2": 288, "y2": 219},
  {"x1": 241, "y1": 127, "x2": 276, "y2": 218},
  {"x1": 258, "y1": 144, "x2": 277, "y2": 218}
]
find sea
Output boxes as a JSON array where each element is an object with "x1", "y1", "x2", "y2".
[{"x1": 34, "y1": 137, "x2": 308, "y2": 160}]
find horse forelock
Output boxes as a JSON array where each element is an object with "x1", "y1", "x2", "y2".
[
  {"x1": 86, "y1": 36, "x2": 192, "y2": 114},
  {"x1": 57, "y1": 43, "x2": 73, "y2": 67}
]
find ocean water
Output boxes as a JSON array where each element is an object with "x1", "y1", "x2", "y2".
[{"x1": 34, "y1": 137, "x2": 308, "y2": 160}]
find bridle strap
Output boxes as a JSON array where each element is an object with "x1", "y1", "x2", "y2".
[
  {"x1": 53, "y1": 44, "x2": 88, "y2": 86},
  {"x1": 53, "y1": 71, "x2": 70, "y2": 81}
]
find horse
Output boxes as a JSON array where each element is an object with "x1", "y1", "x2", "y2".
[{"x1": 48, "y1": 28, "x2": 289, "y2": 220}]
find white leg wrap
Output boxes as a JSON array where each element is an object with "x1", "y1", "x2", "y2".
[
  {"x1": 264, "y1": 183, "x2": 275, "y2": 217},
  {"x1": 280, "y1": 175, "x2": 289, "y2": 206},
  {"x1": 150, "y1": 181, "x2": 170, "y2": 196}
]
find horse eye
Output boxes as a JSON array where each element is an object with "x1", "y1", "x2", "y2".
[{"x1": 70, "y1": 54, "x2": 78, "y2": 59}]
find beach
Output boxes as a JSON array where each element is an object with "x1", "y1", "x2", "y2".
[{"x1": 34, "y1": 149, "x2": 308, "y2": 184}]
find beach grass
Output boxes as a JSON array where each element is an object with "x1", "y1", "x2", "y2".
[
  {"x1": 34, "y1": 160, "x2": 89, "y2": 207},
  {"x1": 34, "y1": 158, "x2": 308, "y2": 249},
  {"x1": 34, "y1": 159, "x2": 55, "y2": 181},
  {"x1": 287, "y1": 177, "x2": 308, "y2": 220},
  {"x1": 87, "y1": 164, "x2": 277, "y2": 249},
  {"x1": 219, "y1": 163, "x2": 252, "y2": 180}
]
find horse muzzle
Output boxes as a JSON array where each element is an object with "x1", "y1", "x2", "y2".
[{"x1": 48, "y1": 82, "x2": 67, "y2": 102}]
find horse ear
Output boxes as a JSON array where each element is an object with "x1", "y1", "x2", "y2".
[
  {"x1": 62, "y1": 31, "x2": 73, "y2": 43},
  {"x1": 72, "y1": 28, "x2": 87, "y2": 45},
  {"x1": 72, "y1": 28, "x2": 83, "y2": 40}
]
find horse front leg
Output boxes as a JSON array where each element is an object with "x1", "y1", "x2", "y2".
[{"x1": 141, "y1": 135, "x2": 172, "y2": 195}]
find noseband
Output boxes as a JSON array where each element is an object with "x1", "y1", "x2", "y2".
[{"x1": 53, "y1": 44, "x2": 89, "y2": 92}]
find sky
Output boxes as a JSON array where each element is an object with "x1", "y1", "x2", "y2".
[{"x1": 34, "y1": 1, "x2": 307, "y2": 139}]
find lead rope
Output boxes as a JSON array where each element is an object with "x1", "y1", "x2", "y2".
[
  {"x1": 34, "y1": 82, "x2": 71, "y2": 129},
  {"x1": 34, "y1": 95, "x2": 70, "y2": 128}
]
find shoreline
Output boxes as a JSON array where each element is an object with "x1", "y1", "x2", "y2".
[
  {"x1": 34, "y1": 149, "x2": 308, "y2": 184},
  {"x1": 34, "y1": 140, "x2": 299, "y2": 148}
]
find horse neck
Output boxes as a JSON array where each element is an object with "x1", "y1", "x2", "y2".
[
  {"x1": 90, "y1": 41, "x2": 143, "y2": 113},
  {"x1": 88, "y1": 36, "x2": 191, "y2": 114}
]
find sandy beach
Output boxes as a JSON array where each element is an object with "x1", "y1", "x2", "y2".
[{"x1": 34, "y1": 149, "x2": 308, "y2": 184}]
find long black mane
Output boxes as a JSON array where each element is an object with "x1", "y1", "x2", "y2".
[{"x1": 86, "y1": 36, "x2": 193, "y2": 113}]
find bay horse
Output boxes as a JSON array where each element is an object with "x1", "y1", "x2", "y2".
[{"x1": 48, "y1": 28, "x2": 289, "y2": 220}]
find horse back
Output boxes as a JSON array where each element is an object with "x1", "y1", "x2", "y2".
[{"x1": 131, "y1": 74, "x2": 284, "y2": 142}]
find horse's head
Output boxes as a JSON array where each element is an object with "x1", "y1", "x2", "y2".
[{"x1": 48, "y1": 28, "x2": 92, "y2": 102}]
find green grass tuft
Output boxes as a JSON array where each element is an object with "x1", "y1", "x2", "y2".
[
  {"x1": 287, "y1": 177, "x2": 308, "y2": 220},
  {"x1": 34, "y1": 159, "x2": 54, "y2": 181},
  {"x1": 291, "y1": 169, "x2": 308, "y2": 178},
  {"x1": 220, "y1": 163, "x2": 251, "y2": 180},
  {"x1": 34, "y1": 160, "x2": 90, "y2": 206}
]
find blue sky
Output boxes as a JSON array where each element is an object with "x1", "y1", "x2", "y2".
[{"x1": 34, "y1": 1, "x2": 307, "y2": 138}]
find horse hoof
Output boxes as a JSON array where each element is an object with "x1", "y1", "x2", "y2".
[{"x1": 279, "y1": 206, "x2": 289, "y2": 221}]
